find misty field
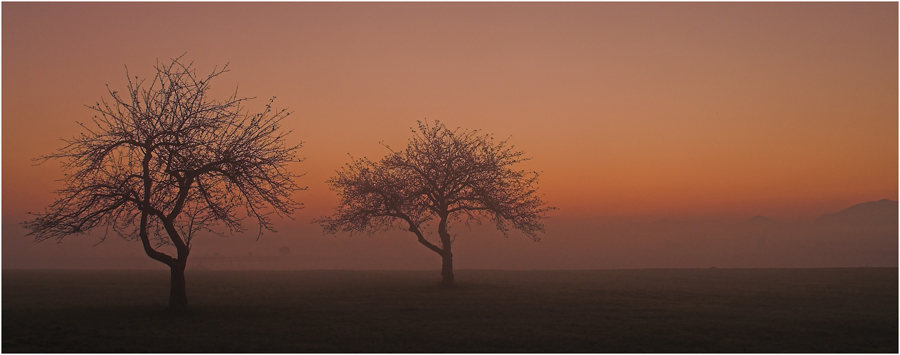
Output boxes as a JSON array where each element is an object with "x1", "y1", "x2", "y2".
[{"x1": 3, "y1": 268, "x2": 896, "y2": 352}]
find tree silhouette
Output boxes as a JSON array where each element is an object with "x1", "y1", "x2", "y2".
[
  {"x1": 318, "y1": 121, "x2": 554, "y2": 286},
  {"x1": 24, "y1": 55, "x2": 304, "y2": 311}
]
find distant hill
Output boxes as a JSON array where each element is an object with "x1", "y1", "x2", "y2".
[
  {"x1": 816, "y1": 199, "x2": 898, "y2": 227},
  {"x1": 724, "y1": 200, "x2": 897, "y2": 267}
]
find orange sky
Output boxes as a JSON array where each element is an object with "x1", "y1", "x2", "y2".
[{"x1": 2, "y1": 3, "x2": 897, "y2": 269}]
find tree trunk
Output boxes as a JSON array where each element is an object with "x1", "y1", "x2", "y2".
[
  {"x1": 437, "y1": 215, "x2": 454, "y2": 287},
  {"x1": 168, "y1": 261, "x2": 188, "y2": 312},
  {"x1": 440, "y1": 250, "x2": 454, "y2": 287}
]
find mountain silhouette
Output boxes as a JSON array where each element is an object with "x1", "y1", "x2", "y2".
[
  {"x1": 816, "y1": 199, "x2": 898, "y2": 226},
  {"x1": 651, "y1": 199, "x2": 899, "y2": 268}
]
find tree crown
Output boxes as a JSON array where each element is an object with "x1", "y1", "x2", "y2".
[
  {"x1": 26, "y1": 55, "x2": 304, "y2": 247},
  {"x1": 320, "y1": 120, "x2": 554, "y2": 241}
]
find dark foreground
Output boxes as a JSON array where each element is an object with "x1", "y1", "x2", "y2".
[{"x1": 2, "y1": 268, "x2": 897, "y2": 352}]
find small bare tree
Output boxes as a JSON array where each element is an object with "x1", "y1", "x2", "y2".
[
  {"x1": 318, "y1": 121, "x2": 554, "y2": 286},
  {"x1": 24, "y1": 55, "x2": 304, "y2": 311}
]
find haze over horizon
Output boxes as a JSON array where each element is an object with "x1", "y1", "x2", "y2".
[{"x1": 3, "y1": 3, "x2": 897, "y2": 270}]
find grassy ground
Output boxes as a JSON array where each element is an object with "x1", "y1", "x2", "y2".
[{"x1": 2, "y1": 268, "x2": 897, "y2": 352}]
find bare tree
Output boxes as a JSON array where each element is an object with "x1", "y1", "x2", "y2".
[
  {"x1": 318, "y1": 121, "x2": 554, "y2": 286},
  {"x1": 24, "y1": 55, "x2": 304, "y2": 311}
]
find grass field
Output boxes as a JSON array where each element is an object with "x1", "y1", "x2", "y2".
[{"x1": 2, "y1": 268, "x2": 896, "y2": 352}]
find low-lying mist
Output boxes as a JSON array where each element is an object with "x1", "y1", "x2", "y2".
[{"x1": 4, "y1": 200, "x2": 896, "y2": 270}]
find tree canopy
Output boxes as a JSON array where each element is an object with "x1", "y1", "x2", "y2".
[{"x1": 319, "y1": 120, "x2": 554, "y2": 285}]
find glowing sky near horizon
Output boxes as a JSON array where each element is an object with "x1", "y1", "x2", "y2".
[{"x1": 2, "y1": 3, "x2": 897, "y2": 269}]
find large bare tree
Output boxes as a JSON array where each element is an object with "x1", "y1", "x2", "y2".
[
  {"x1": 318, "y1": 121, "x2": 554, "y2": 286},
  {"x1": 25, "y1": 56, "x2": 304, "y2": 311}
]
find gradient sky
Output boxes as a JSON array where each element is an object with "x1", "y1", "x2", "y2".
[{"x1": 3, "y1": 3, "x2": 897, "y2": 270}]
